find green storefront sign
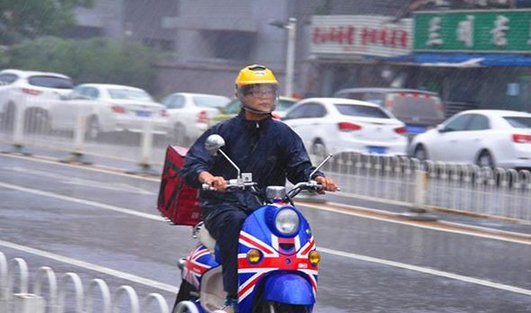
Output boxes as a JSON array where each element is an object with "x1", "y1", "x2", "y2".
[{"x1": 414, "y1": 10, "x2": 531, "y2": 52}]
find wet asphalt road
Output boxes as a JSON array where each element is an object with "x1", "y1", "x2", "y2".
[{"x1": 1, "y1": 152, "x2": 531, "y2": 312}]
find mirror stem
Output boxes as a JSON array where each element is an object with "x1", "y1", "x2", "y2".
[
  {"x1": 219, "y1": 149, "x2": 241, "y2": 179},
  {"x1": 309, "y1": 154, "x2": 333, "y2": 179}
]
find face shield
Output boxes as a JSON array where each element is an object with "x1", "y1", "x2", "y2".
[{"x1": 238, "y1": 84, "x2": 279, "y2": 114}]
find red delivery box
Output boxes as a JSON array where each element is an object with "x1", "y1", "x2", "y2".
[{"x1": 157, "y1": 145, "x2": 201, "y2": 226}]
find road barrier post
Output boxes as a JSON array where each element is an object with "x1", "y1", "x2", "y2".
[{"x1": 401, "y1": 168, "x2": 437, "y2": 221}]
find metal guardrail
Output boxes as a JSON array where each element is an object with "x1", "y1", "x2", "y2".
[
  {"x1": 319, "y1": 153, "x2": 531, "y2": 221},
  {"x1": 2, "y1": 97, "x2": 531, "y2": 221},
  {"x1": 0, "y1": 252, "x2": 171, "y2": 313}
]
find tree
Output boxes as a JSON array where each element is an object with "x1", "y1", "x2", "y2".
[
  {"x1": 0, "y1": 0, "x2": 93, "y2": 45},
  {"x1": 8, "y1": 37, "x2": 163, "y2": 93}
]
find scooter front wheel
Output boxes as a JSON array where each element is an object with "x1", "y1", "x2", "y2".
[
  {"x1": 172, "y1": 300, "x2": 200, "y2": 313},
  {"x1": 255, "y1": 301, "x2": 309, "y2": 313}
]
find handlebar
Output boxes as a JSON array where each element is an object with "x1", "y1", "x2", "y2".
[{"x1": 201, "y1": 179, "x2": 257, "y2": 191}]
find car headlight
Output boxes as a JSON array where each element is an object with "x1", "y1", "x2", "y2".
[{"x1": 275, "y1": 208, "x2": 300, "y2": 236}]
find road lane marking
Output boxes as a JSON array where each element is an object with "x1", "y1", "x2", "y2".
[
  {"x1": 7, "y1": 166, "x2": 156, "y2": 195},
  {"x1": 320, "y1": 247, "x2": 531, "y2": 297},
  {"x1": 298, "y1": 202, "x2": 531, "y2": 246},
  {"x1": 2, "y1": 181, "x2": 531, "y2": 297},
  {"x1": 0, "y1": 151, "x2": 160, "y2": 182},
  {"x1": 0, "y1": 181, "x2": 165, "y2": 222},
  {"x1": 0, "y1": 239, "x2": 179, "y2": 293}
]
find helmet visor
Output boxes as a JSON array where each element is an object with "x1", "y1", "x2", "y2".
[{"x1": 240, "y1": 84, "x2": 278, "y2": 98}]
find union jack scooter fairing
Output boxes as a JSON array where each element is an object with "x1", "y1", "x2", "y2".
[{"x1": 173, "y1": 134, "x2": 335, "y2": 313}]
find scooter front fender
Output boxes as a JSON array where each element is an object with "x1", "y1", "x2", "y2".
[{"x1": 263, "y1": 273, "x2": 315, "y2": 305}]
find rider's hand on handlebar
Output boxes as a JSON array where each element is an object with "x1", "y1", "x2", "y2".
[
  {"x1": 199, "y1": 172, "x2": 227, "y2": 192},
  {"x1": 314, "y1": 176, "x2": 339, "y2": 194}
]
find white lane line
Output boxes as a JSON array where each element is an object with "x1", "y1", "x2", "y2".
[
  {"x1": 2, "y1": 180, "x2": 531, "y2": 296},
  {"x1": 0, "y1": 182, "x2": 165, "y2": 222},
  {"x1": 320, "y1": 247, "x2": 531, "y2": 297},
  {"x1": 7, "y1": 166, "x2": 156, "y2": 195},
  {"x1": 299, "y1": 202, "x2": 531, "y2": 246},
  {"x1": 0, "y1": 239, "x2": 179, "y2": 293},
  {"x1": 0, "y1": 152, "x2": 160, "y2": 182}
]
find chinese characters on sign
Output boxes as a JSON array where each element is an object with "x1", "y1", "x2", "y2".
[
  {"x1": 311, "y1": 16, "x2": 412, "y2": 58},
  {"x1": 415, "y1": 10, "x2": 531, "y2": 52},
  {"x1": 312, "y1": 26, "x2": 409, "y2": 48}
]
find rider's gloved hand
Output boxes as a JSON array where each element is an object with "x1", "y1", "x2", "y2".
[
  {"x1": 314, "y1": 176, "x2": 339, "y2": 194},
  {"x1": 199, "y1": 171, "x2": 227, "y2": 192}
]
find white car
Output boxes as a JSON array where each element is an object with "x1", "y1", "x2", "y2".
[
  {"x1": 410, "y1": 110, "x2": 531, "y2": 169},
  {"x1": 161, "y1": 92, "x2": 230, "y2": 145},
  {"x1": 0, "y1": 69, "x2": 74, "y2": 131},
  {"x1": 48, "y1": 84, "x2": 169, "y2": 139},
  {"x1": 283, "y1": 98, "x2": 408, "y2": 156}
]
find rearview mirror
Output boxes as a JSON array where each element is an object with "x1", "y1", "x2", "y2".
[
  {"x1": 436, "y1": 124, "x2": 446, "y2": 133},
  {"x1": 205, "y1": 134, "x2": 225, "y2": 155}
]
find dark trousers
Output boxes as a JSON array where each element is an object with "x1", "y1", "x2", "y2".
[{"x1": 204, "y1": 206, "x2": 248, "y2": 296}]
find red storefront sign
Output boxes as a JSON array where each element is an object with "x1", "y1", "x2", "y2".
[
  {"x1": 312, "y1": 26, "x2": 409, "y2": 48},
  {"x1": 310, "y1": 16, "x2": 412, "y2": 57}
]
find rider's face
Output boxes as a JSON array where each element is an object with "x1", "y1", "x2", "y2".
[{"x1": 242, "y1": 85, "x2": 277, "y2": 113}]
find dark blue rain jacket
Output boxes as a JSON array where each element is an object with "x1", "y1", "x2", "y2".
[{"x1": 181, "y1": 111, "x2": 322, "y2": 216}]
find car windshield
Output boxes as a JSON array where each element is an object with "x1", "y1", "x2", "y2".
[
  {"x1": 108, "y1": 88, "x2": 153, "y2": 101},
  {"x1": 193, "y1": 95, "x2": 228, "y2": 108},
  {"x1": 504, "y1": 116, "x2": 531, "y2": 128},
  {"x1": 335, "y1": 104, "x2": 390, "y2": 119},
  {"x1": 223, "y1": 101, "x2": 241, "y2": 114},
  {"x1": 390, "y1": 92, "x2": 440, "y2": 118},
  {"x1": 277, "y1": 100, "x2": 296, "y2": 112},
  {"x1": 28, "y1": 76, "x2": 74, "y2": 89}
]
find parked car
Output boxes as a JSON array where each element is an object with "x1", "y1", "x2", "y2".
[
  {"x1": 209, "y1": 96, "x2": 298, "y2": 126},
  {"x1": 282, "y1": 98, "x2": 408, "y2": 156},
  {"x1": 48, "y1": 83, "x2": 169, "y2": 139},
  {"x1": 409, "y1": 110, "x2": 531, "y2": 169},
  {"x1": 160, "y1": 92, "x2": 230, "y2": 145},
  {"x1": 0, "y1": 69, "x2": 74, "y2": 131},
  {"x1": 333, "y1": 88, "x2": 445, "y2": 135}
]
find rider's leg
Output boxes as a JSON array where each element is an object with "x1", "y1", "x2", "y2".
[{"x1": 204, "y1": 207, "x2": 247, "y2": 297}]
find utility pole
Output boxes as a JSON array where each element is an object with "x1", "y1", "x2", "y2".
[{"x1": 269, "y1": 17, "x2": 297, "y2": 97}]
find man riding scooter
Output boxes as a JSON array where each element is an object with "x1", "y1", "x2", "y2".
[{"x1": 180, "y1": 64, "x2": 338, "y2": 312}]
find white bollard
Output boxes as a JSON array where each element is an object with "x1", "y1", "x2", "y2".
[
  {"x1": 133, "y1": 118, "x2": 155, "y2": 174},
  {"x1": 12, "y1": 92, "x2": 26, "y2": 152},
  {"x1": 13, "y1": 293, "x2": 46, "y2": 313},
  {"x1": 400, "y1": 169, "x2": 437, "y2": 221},
  {"x1": 413, "y1": 169, "x2": 428, "y2": 208}
]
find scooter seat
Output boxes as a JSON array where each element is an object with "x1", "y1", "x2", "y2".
[{"x1": 195, "y1": 222, "x2": 217, "y2": 254}]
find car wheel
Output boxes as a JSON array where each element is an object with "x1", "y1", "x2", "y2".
[
  {"x1": 85, "y1": 116, "x2": 101, "y2": 141},
  {"x1": 476, "y1": 150, "x2": 495, "y2": 168},
  {"x1": 173, "y1": 123, "x2": 189, "y2": 146},
  {"x1": 413, "y1": 145, "x2": 428, "y2": 162},
  {"x1": 311, "y1": 140, "x2": 327, "y2": 159}
]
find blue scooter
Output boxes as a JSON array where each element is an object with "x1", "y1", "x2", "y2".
[{"x1": 172, "y1": 134, "x2": 333, "y2": 313}]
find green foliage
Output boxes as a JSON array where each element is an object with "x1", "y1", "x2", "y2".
[
  {"x1": 0, "y1": 0, "x2": 93, "y2": 44},
  {"x1": 7, "y1": 37, "x2": 161, "y2": 92}
]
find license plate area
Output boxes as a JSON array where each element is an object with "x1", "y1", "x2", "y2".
[
  {"x1": 136, "y1": 110, "x2": 152, "y2": 117},
  {"x1": 405, "y1": 125, "x2": 427, "y2": 134},
  {"x1": 367, "y1": 146, "x2": 387, "y2": 154}
]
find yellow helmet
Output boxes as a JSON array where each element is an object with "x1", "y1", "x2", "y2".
[
  {"x1": 235, "y1": 64, "x2": 279, "y2": 115},
  {"x1": 235, "y1": 64, "x2": 278, "y2": 87}
]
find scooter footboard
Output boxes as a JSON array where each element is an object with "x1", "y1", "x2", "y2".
[{"x1": 262, "y1": 273, "x2": 315, "y2": 305}]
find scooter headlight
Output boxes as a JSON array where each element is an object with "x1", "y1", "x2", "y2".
[{"x1": 275, "y1": 208, "x2": 300, "y2": 236}]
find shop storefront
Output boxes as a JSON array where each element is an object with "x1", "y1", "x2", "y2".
[
  {"x1": 389, "y1": 9, "x2": 531, "y2": 115},
  {"x1": 307, "y1": 15, "x2": 413, "y2": 97}
]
